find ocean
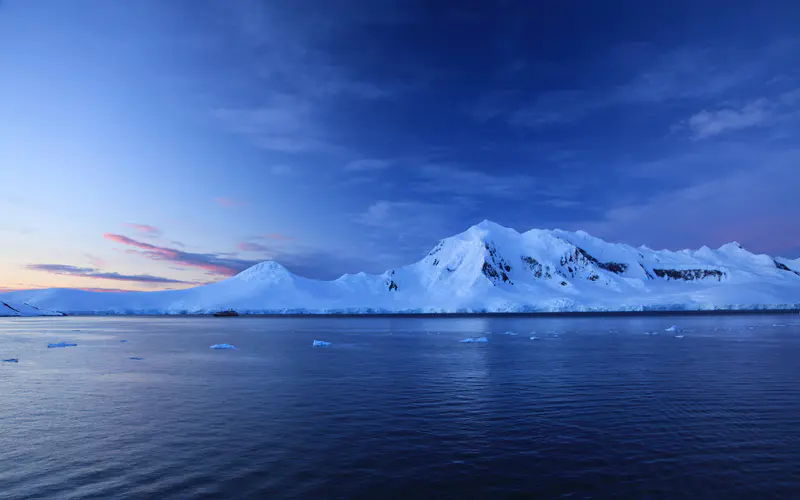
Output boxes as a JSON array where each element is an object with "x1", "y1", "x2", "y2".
[{"x1": 1, "y1": 314, "x2": 799, "y2": 499}]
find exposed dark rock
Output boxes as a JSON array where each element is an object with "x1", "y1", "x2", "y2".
[
  {"x1": 774, "y1": 260, "x2": 800, "y2": 277},
  {"x1": 428, "y1": 241, "x2": 444, "y2": 256},
  {"x1": 432, "y1": 258, "x2": 439, "y2": 266},
  {"x1": 1, "y1": 301, "x2": 20, "y2": 313},
  {"x1": 559, "y1": 247, "x2": 628, "y2": 276},
  {"x1": 521, "y1": 256, "x2": 549, "y2": 279},
  {"x1": 599, "y1": 261, "x2": 628, "y2": 274},
  {"x1": 588, "y1": 273, "x2": 599, "y2": 281},
  {"x1": 560, "y1": 281, "x2": 568, "y2": 286},
  {"x1": 482, "y1": 241, "x2": 513, "y2": 284},
  {"x1": 639, "y1": 264, "x2": 654, "y2": 280},
  {"x1": 653, "y1": 268, "x2": 725, "y2": 281},
  {"x1": 387, "y1": 280, "x2": 398, "y2": 291}
]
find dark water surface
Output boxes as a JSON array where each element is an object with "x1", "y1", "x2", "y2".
[{"x1": 1, "y1": 315, "x2": 799, "y2": 499}]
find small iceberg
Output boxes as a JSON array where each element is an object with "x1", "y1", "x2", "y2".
[
  {"x1": 674, "y1": 335, "x2": 685, "y2": 339},
  {"x1": 210, "y1": 344, "x2": 236, "y2": 350},
  {"x1": 312, "y1": 340, "x2": 331, "y2": 347},
  {"x1": 2, "y1": 358, "x2": 18, "y2": 363},
  {"x1": 529, "y1": 336, "x2": 540, "y2": 340},
  {"x1": 773, "y1": 324, "x2": 787, "y2": 327},
  {"x1": 460, "y1": 337, "x2": 488, "y2": 343},
  {"x1": 129, "y1": 356, "x2": 145, "y2": 360},
  {"x1": 645, "y1": 331, "x2": 659, "y2": 335},
  {"x1": 47, "y1": 342, "x2": 77, "y2": 348},
  {"x1": 499, "y1": 331, "x2": 518, "y2": 336},
  {"x1": 665, "y1": 325, "x2": 681, "y2": 333}
]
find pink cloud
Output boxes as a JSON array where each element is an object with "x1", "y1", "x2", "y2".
[
  {"x1": 214, "y1": 197, "x2": 247, "y2": 208},
  {"x1": 122, "y1": 223, "x2": 162, "y2": 236},
  {"x1": 104, "y1": 233, "x2": 260, "y2": 277}
]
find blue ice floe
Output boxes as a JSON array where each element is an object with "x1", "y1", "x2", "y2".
[
  {"x1": 47, "y1": 342, "x2": 77, "y2": 348},
  {"x1": 460, "y1": 337, "x2": 488, "y2": 343},
  {"x1": 645, "y1": 331, "x2": 659, "y2": 335},
  {"x1": 120, "y1": 340, "x2": 129, "y2": 343},
  {"x1": 665, "y1": 325, "x2": 681, "y2": 333},
  {"x1": 499, "y1": 331, "x2": 518, "y2": 336},
  {"x1": 210, "y1": 344, "x2": 236, "y2": 350},
  {"x1": 2, "y1": 358, "x2": 18, "y2": 363},
  {"x1": 312, "y1": 340, "x2": 331, "y2": 347},
  {"x1": 674, "y1": 335, "x2": 685, "y2": 339},
  {"x1": 529, "y1": 336, "x2": 540, "y2": 340}
]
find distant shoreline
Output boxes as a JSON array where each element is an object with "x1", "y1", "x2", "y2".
[{"x1": 10, "y1": 308, "x2": 799, "y2": 319}]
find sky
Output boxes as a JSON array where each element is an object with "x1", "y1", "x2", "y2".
[{"x1": 1, "y1": 0, "x2": 799, "y2": 291}]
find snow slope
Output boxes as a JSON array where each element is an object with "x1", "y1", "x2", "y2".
[
  {"x1": 0, "y1": 299, "x2": 63, "y2": 317},
  {"x1": 2, "y1": 221, "x2": 800, "y2": 315}
]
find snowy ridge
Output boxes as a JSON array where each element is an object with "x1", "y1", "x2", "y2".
[
  {"x1": 0, "y1": 300, "x2": 63, "y2": 317},
  {"x1": 2, "y1": 220, "x2": 800, "y2": 315}
]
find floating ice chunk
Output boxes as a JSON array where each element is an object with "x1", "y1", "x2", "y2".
[
  {"x1": 665, "y1": 325, "x2": 681, "y2": 333},
  {"x1": 645, "y1": 331, "x2": 659, "y2": 335},
  {"x1": 499, "y1": 331, "x2": 518, "y2": 336},
  {"x1": 2, "y1": 358, "x2": 18, "y2": 363},
  {"x1": 210, "y1": 343, "x2": 236, "y2": 350},
  {"x1": 674, "y1": 335, "x2": 685, "y2": 339},
  {"x1": 47, "y1": 342, "x2": 77, "y2": 348},
  {"x1": 529, "y1": 336, "x2": 540, "y2": 340},
  {"x1": 773, "y1": 324, "x2": 787, "y2": 327},
  {"x1": 129, "y1": 356, "x2": 145, "y2": 360},
  {"x1": 460, "y1": 337, "x2": 488, "y2": 343},
  {"x1": 312, "y1": 340, "x2": 331, "y2": 347}
]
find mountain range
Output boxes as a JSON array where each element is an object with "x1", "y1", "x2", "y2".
[{"x1": 2, "y1": 221, "x2": 800, "y2": 315}]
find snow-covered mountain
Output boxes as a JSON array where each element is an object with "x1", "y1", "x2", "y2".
[
  {"x1": 0, "y1": 300, "x2": 64, "y2": 317},
  {"x1": 3, "y1": 221, "x2": 800, "y2": 315}
]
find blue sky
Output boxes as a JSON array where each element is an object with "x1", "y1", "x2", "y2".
[{"x1": 1, "y1": 0, "x2": 799, "y2": 290}]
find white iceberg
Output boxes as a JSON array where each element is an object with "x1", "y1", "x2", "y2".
[
  {"x1": 665, "y1": 325, "x2": 681, "y2": 332},
  {"x1": 674, "y1": 335, "x2": 685, "y2": 339},
  {"x1": 645, "y1": 331, "x2": 659, "y2": 335},
  {"x1": 47, "y1": 342, "x2": 77, "y2": 348},
  {"x1": 312, "y1": 340, "x2": 331, "y2": 347},
  {"x1": 499, "y1": 331, "x2": 518, "y2": 336},
  {"x1": 529, "y1": 336, "x2": 540, "y2": 340},
  {"x1": 460, "y1": 337, "x2": 488, "y2": 343},
  {"x1": 210, "y1": 343, "x2": 236, "y2": 350}
]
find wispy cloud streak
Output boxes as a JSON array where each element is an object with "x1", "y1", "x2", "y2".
[
  {"x1": 25, "y1": 264, "x2": 193, "y2": 284},
  {"x1": 104, "y1": 234, "x2": 260, "y2": 276}
]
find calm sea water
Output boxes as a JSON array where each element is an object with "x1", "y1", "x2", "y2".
[{"x1": 1, "y1": 315, "x2": 799, "y2": 499}]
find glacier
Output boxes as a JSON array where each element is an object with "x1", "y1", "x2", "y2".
[{"x1": 2, "y1": 220, "x2": 800, "y2": 315}]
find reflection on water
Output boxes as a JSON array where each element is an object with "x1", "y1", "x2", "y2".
[{"x1": 1, "y1": 314, "x2": 799, "y2": 499}]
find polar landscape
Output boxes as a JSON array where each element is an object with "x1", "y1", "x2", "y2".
[{"x1": 2, "y1": 221, "x2": 800, "y2": 316}]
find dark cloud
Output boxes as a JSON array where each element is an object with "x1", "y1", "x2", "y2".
[
  {"x1": 104, "y1": 233, "x2": 260, "y2": 276},
  {"x1": 25, "y1": 264, "x2": 193, "y2": 284}
]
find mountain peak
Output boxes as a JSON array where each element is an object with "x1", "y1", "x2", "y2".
[
  {"x1": 232, "y1": 261, "x2": 292, "y2": 282},
  {"x1": 469, "y1": 220, "x2": 517, "y2": 234}
]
